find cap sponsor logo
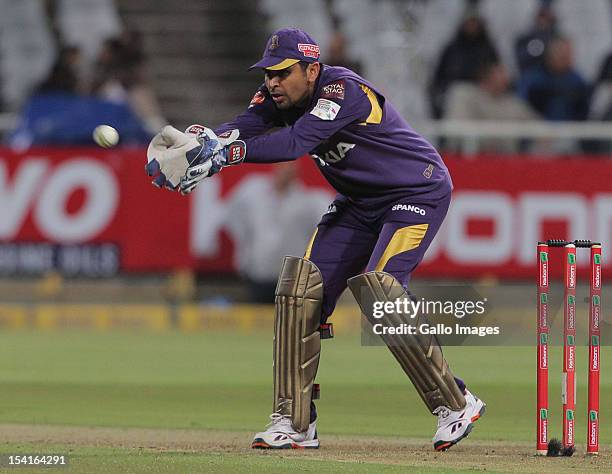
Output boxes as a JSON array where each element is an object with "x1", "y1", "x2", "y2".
[
  {"x1": 310, "y1": 98, "x2": 341, "y2": 121},
  {"x1": 321, "y1": 80, "x2": 345, "y2": 100},
  {"x1": 298, "y1": 43, "x2": 320, "y2": 59}
]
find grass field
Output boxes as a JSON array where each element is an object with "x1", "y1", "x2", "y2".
[{"x1": 0, "y1": 329, "x2": 609, "y2": 472}]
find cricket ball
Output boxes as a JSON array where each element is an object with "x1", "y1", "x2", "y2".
[{"x1": 93, "y1": 125, "x2": 119, "y2": 148}]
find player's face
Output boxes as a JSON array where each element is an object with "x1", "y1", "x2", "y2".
[{"x1": 265, "y1": 63, "x2": 319, "y2": 109}]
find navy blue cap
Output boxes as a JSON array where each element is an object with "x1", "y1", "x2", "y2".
[{"x1": 250, "y1": 28, "x2": 320, "y2": 70}]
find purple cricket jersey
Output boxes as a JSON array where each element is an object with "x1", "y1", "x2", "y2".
[{"x1": 215, "y1": 65, "x2": 452, "y2": 206}]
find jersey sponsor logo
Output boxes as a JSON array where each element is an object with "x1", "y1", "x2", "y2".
[
  {"x1": 321, "y1": 80, "x2": 345, "y2": 100},
  {"x1": 298, "y1": 43, "x2": 320, "y2": 59},
  {"x1": 248, "y1": 91, "x2": 265, "y2": 108},
  {"x1": 312, "y1": 142, "x2": 355, "y2": 166},
  {"x1": 391, "y1": 203, "x2": 427, "y2": 216},
  {"x1": 310, "y1": 98, "x2": 341, "y2": 121},
  {"x1": 423, "y1": 164, "x2": 434, "y2": 179}
]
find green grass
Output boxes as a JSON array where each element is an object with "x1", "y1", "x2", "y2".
[
  {"x1": 0, "y1": 444, "x2": 485, "y2": 474},
  {"x1": 0, "y1": 330, "x2": 609, "y2": 472}
]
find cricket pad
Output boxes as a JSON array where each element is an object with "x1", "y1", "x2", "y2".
[
  {"x1": 274, "y1": 256, "x2": 323, "y2": 431},
  {"x1": 348, "y1": 271, "x2": 466, "y2": 412}
]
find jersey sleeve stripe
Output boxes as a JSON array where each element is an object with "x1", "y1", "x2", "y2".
[{"x1": 358, "y1": 84, "x2": 383, "y2": 125}]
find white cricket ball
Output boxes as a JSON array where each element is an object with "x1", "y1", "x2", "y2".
[{"x1": 93, "y1": 125, "x2": 119, "y2": 148}]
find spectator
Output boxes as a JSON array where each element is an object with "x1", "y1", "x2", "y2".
[
  {"x1": 584, "y1": 51, "x2": 612, "y2": 153},
  {"x1": 589, "y1": 51, "x2": 612, "y2": 121},
  {"x1": 517, "y1": 36, "x2": 590, "y2": 121},
  {"x1": 90, "y1": 37, "x2": 125, "y2": 99},
  {"x1": 9, "y1": 44, "x2": 151, "y2": 149},
  {"x1": 429, "y1": 11, "x2": 499, "y2": 118},
  {"x1": 224, "y1": 163, "x2": 331, "y2": 303},
  {"x1": 514, "y1": 4, "x2": 559, "y2": 74},
  {"x1": 596, "y1": 52, "x2": 612, "y2": 85},
  {"x1": 36, "y1": 45, "x2": 83, "y2": 94},
  {"x1": 324, "y1": 30, "x2": 362, "y2": 74},
  {"x1": 445, "y1": 61, "x2": 539, "y2": 153},
  {"x1": 91, "y1": 31, "x2": 166, "y2": 133}
]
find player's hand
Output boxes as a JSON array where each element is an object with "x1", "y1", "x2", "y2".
[
  {"x1": 145, "y1": 125, "x2": 210, "y2": 190},
  {"x1": 179, "y1": 125, "x2": 246, "y2": 195}
]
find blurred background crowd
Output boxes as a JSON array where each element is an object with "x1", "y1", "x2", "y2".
[{"x1": 0, "y1": 0, "x2": 610, "y2": 153}]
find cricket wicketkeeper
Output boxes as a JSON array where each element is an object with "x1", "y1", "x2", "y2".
[{"x1": 145, "y1": 28, "x2": 486, "y2": 451}]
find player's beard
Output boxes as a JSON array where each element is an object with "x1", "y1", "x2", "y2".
[{"x1": 277, "y1": 89, "x2": 311, "y2": 110}]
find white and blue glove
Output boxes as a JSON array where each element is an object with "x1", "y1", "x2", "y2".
[
  {"x1": 145, "y1": 125, "x2": 205, "y2": 190},
  {"x1": 179, "y1": 125, "x2": 246, "y2": 195},
  {"x1": 145, "y1": 124, "x2": 245, "y2": 195}
]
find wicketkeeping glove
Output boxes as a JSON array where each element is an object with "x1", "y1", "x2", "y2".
[
  {"x1": 145, "y1": 125, "x2": 206, "y2": 190},
  {"x1": 179, "y1": 125, "x2": 246, "y2": 195}
]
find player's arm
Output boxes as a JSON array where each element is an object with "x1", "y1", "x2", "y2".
[
  {"x1": 243, "y1": 79, "x2": 372, "y2": 163},
  {"x1": 175, "y1": 80, "x2": 371, "y2": 193},
  {"x1": 145, "y1": 86, "x2": 279, "y2": 192},
  {"x1": 214, "y1": 85, "x2": 280, "y2": 139}
]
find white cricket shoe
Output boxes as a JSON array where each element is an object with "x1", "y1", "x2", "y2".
[
  {"x1": 432, "y1": 389, "x2": 486, "y2": 451},
  {"x1": 251, "y1": 413, "x2": 319, "y2": 449}
]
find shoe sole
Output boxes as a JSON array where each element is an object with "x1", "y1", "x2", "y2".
[
  {"x1": 251, "y1": 438, "x2": 320, "y2": 449},
  {"x1": 434, "y1": 404, "x2": 486, "y2": 452}
]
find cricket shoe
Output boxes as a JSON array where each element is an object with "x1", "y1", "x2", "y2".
[
  {"x1": 251, "y1": 413, "x2": 319, "y2": 449},
  {"x1": 432, "y1": 389, "x2": 486, "y2": 451}
]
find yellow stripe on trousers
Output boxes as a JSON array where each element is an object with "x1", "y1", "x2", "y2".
[
  {"x1": 303, "y1": 228, "x2": 319, "y2": 260},
  {"x1": 375, "y1": 224, "x2": 429, "y2": 272}
]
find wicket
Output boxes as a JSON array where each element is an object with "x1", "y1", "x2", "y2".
[{"x1": 536, "y1": 239, "x2": 601, "y2": 456}]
